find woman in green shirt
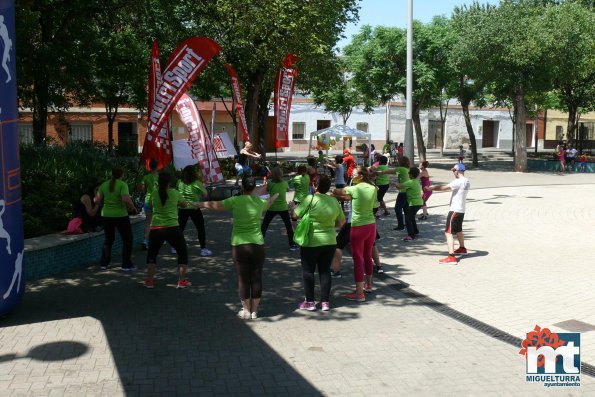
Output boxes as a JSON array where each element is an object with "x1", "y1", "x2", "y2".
[
  {"x1": 177, "y1": 165, "x2": 211, "y2": 257},
  {"x1": 396, "y1": 167, "x2": 423, "y2": 241},
  {"x1": 380, "y1": 156, "x2": 411, "y2": 230},
  {"x1": 141, "y1": 158, "x2": 159, "y2": 250},
  {"x1": 145, "y1": 171, "x2": 195, "y2": 289},
  {"x1": 261, "y1": 167, "x2": 297, "y2": 250},
  {"x1": 197, "y1": 176, "x2": 278, "y2": 320},
  {"x1": 290, "y1": 165, "x2": 310, "y2": 204},
  {"x1": 96, "y1": 166, "x2": 138, "y2": 271},
  {"x1": 290, "y1": 175, "x2": 345, "y2": 311},
  {"x1": 333, "y1": 166, "x2": 377, "y2": 302}
]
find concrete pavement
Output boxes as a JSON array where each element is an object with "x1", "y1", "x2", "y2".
[{"x1": 1, "y1": 165, "x2": 594, "y2": 396}]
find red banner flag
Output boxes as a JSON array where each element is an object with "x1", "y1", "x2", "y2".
[
  {"x1": 141, "y1": 40, "x2": 172, "y2": 170},
  {"x1": 274, "y1": 54, "x2": 298, "y2": 148},
  {"x1": 173, "y1": 94, "x2": 225, "y2": 183},
  {"x1": 224, "y1": 64, "x2": 250, "y2": 144},
  {"x1": 148, "y1": 37, "x2": 221, "y2": 138}
]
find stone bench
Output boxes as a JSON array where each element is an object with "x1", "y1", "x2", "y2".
[{"x1": 24, "y1": 216, "x2": 145, "y2": 281}]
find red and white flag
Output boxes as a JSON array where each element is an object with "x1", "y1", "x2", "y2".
[
  {"x1": 148, "y1": 37, "x2": 221, "y2": 138},
  {"x1": 141, "y1": 40, "x2": 172, "y2": 170},
  {"x1": 273, "y1": 54, "x2": 298, "y2": 148},
  {"x1": 224, "y1": 64, "x2": 250, "y2": 144},
  {"x1": 173, "y1": 94, "x2": 224, "y2": 183}
]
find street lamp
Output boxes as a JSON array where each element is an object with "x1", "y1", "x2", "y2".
[{"x1": 404, "y1": 0, "x2": 414, "y2": 161}]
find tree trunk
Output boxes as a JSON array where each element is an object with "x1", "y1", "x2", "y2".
[
  {"x1": 439, "y1": 99, "x2": 448, "y2": 157},
  {"x1": 566, "y1": 104, "x2": 577, "y2": 143},
  {"x1": 32, "y1": 78, "x2": 49, "y2": 145},
  {"x1": 244, "y1": 70, "x2": 265, "y2": 144},
  {"x1": 513, "y1": 92, "x2": 527, "y2": 172},
  {"x1": 412, "y1": 104, "x2": 426, "y2": 162},
  {"x1": 461, "y1": 103, "x2": 479, "y2": 167}
]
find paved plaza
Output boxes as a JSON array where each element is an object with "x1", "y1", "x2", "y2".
[{"x1": 1, "y1": 162, "x2": 595, "y2": 396}]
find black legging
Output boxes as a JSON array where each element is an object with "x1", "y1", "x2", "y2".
[
  {"x1": 178, "y1": 208, "x2": 207, "y2": 248},
  {"x1": 405, "y1": 205, "x2": 421, "y2": 238},
  {"x1": 100, "y1": 216, "x2": 133, "y2": 267},
  {"x1": 394, "y1": 192, "x2": 409, "y2": 229},
  {"x1": 300, "y1": 245, "x2": 335, "y2": 302},
  {"x1": 261, "y1": 210, "x2": 294, "y2": 246},
  {"x1": 147, "y1": 226, "x2": 188, "y2": 264},
  {"x1": 232, "y1": 244, "x2": 265, "y2": 300}
]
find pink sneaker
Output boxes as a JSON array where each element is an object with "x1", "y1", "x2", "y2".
[
  {"x1": 144, "y1": 279, "x2": 154, "y2": 289},
  {"x1": 298, "y1": 301, "x2": 317, "y2": 311},
  {"x1": 403, "y1": 236, "x2": 414, "y2": 241},
  {"x1": 321, "y1": 302, "x2": 330, "y2": 311}
]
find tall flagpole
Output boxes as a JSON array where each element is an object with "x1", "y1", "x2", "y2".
[{"x1": 404, "y1": 0, "x2": 414, "y2": 162}]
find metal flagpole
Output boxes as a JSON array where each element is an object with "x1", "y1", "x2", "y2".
[{"x1": 404, "y1": 0, "x2": 414, "y2": 162}]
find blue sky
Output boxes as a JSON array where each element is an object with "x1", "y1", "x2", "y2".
[{"x1": 338, "y1": 0, "x2": 499, "y2": 48}]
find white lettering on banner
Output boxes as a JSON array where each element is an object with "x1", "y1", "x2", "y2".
[
  {"x1": 276, "y1": 67, "x2": 295, "y2": 145},
  {"x1": 149, "y1": 46, "x2": 206, "y2": 134}
]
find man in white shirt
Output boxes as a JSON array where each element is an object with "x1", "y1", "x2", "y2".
[
  {"x1": 429, "y1": 163, "x2": 470, "y2": 265},
  {"x1": 566, "y1": 144, "x2": 578, "y2": 172}
]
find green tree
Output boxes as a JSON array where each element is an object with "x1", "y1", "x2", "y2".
[
  {"x1": 473, "y1": 1, "x2": 553, "y2": 172},
  {"x1": 449, "y1": 3, "x2": 495, "y2": 167},
  {"x1": 16, "y1": 0, "x2": 127, "y2": 145},
  {"x1": 312, "y1": 58, "x2": 375, "y2": 126},
  {"x1": 177, "y1": 0, "x2": 359, "y2": 154},
  {"x1": 546, "y1": 1, "x2": 595, "y2": 142}
]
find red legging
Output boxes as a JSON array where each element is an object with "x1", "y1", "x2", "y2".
[{"x1": 350, "y1": 223, "x2": 376, "y2": 283}]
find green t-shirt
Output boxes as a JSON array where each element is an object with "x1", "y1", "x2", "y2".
[
  {"x1": 395, "y1": 167, "x2": 410, "y2": 193},
  {"x1": 99, "y1": 179, "x2": 129, "y2": 218},
  {"x1": 177, "y1": 180, "x2": 206, "y2": 204},
  {"x1": 375, "y1": 165, "x2": 390, "y2": 186},
  {"x1": 345, "y1": 183, "x2": 377, "y2": 227},
  {"x1": 142, "y1": 173, "x2": 158, "y2": 198},
  {"x1": 401, "y1": 179, "x2": 423, "y2": 206},
  {"x1": 151, "y1": 188, "x2": 185, "y2": 227},
  {"x1": 295, "y1": 194, "x2": 345, "y2": 247},
  {"x1": 222, "y1": 195, "x2": 268, "y2": 246},
  {"x1": 291, "y1": 174, "x2": 310, "y2": 203},
  {"x1": 267, "y1": 180, "x2": 289, "y2": 211}
]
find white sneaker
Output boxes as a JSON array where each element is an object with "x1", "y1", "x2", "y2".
[
  {"x1": 170, "y1": 247, "x2": 177, "y2": 254},
  {"x1": 200, "y1": 248, "x2": 212, "y2": 257},
  {"x1": 237, "y1": 309, "x2": 251, "y2": 319},
  {"x1": 250, "y1": 312, "x2": 258, "y2": 319}
]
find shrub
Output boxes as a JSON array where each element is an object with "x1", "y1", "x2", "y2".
[{"x1": 21, "y1": 142, "x2": 145, "y2": 238}]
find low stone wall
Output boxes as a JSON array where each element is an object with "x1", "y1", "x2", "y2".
[
  {"x1": 527, "y1": 159, "x2": 594, "y2": 173},
  {"x1": 24, "y1": 216, "x2": 145, "y2": 281}
]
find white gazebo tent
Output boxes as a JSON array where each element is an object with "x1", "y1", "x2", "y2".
[{"x1": 308, "y1": 124, "x2": 372, "y2": 158}]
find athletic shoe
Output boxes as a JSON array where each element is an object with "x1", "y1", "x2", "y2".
[
  {"x1": 418, "y1": 215, "x2": 427, "y2": 220},
  {"x1": 454, "y1": 247, "x2": 468, "y2": 255},
  {"x1": 403, "y1": 236, "x2": 414, "y2": 241},
  {"x1": 321, "y1": 302, "x2": 330, "y2": 311},
  {"x1": 364, "y1": 283, "x2": 373, "y2": 293},
  {"x1": 200, "y1": 248, "x2": 212, "y2": 257},
  {"x1": 331, "y1": 270, "x2": 342, "y2": 278},
  {"x1": 289, "y1": 245, "x2": 299, "y2": 251},
  {"x1": 144, "y1": 279, "x2": 154, "y2": 289},
  {"x1": 393, "y1": 226, "x2": 405, "y2": 231},
  {"x1": 177, "y1": 279, "x2": 192, "y2": 289},
  {"x1": 250, "y1": 312, "x2": 258, "y2": 319},
  {"x1": 237, "y1": 309, "x2": 251, "y2": 319},
  {"x1": 141, "y1": 241, "x2": 148, "y2": 250},
  {"x1": 100, "y1": 265, "x2": 108, "y2": 270},
  {"x1": 344, "y1": 292, "x2": 365, "y2": 302},
  {"x1": 298, "y1": 301, "x2": 317, "y2": 311},
  {"x1": 170, "y1": 247, "x2": 177, "y2": 254},
  {"x1": 121, "y1": 263, "x2": 136, "y2": 272},
  {"x1": 374, "y1": 265, "x2": 384, "y2": 274},
  {"x1": 383, "y1": 212, "x2": 390, "y2": 217},
  {"x1": 438, "y1": 255, "x2": 458, "y2": 265}
]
